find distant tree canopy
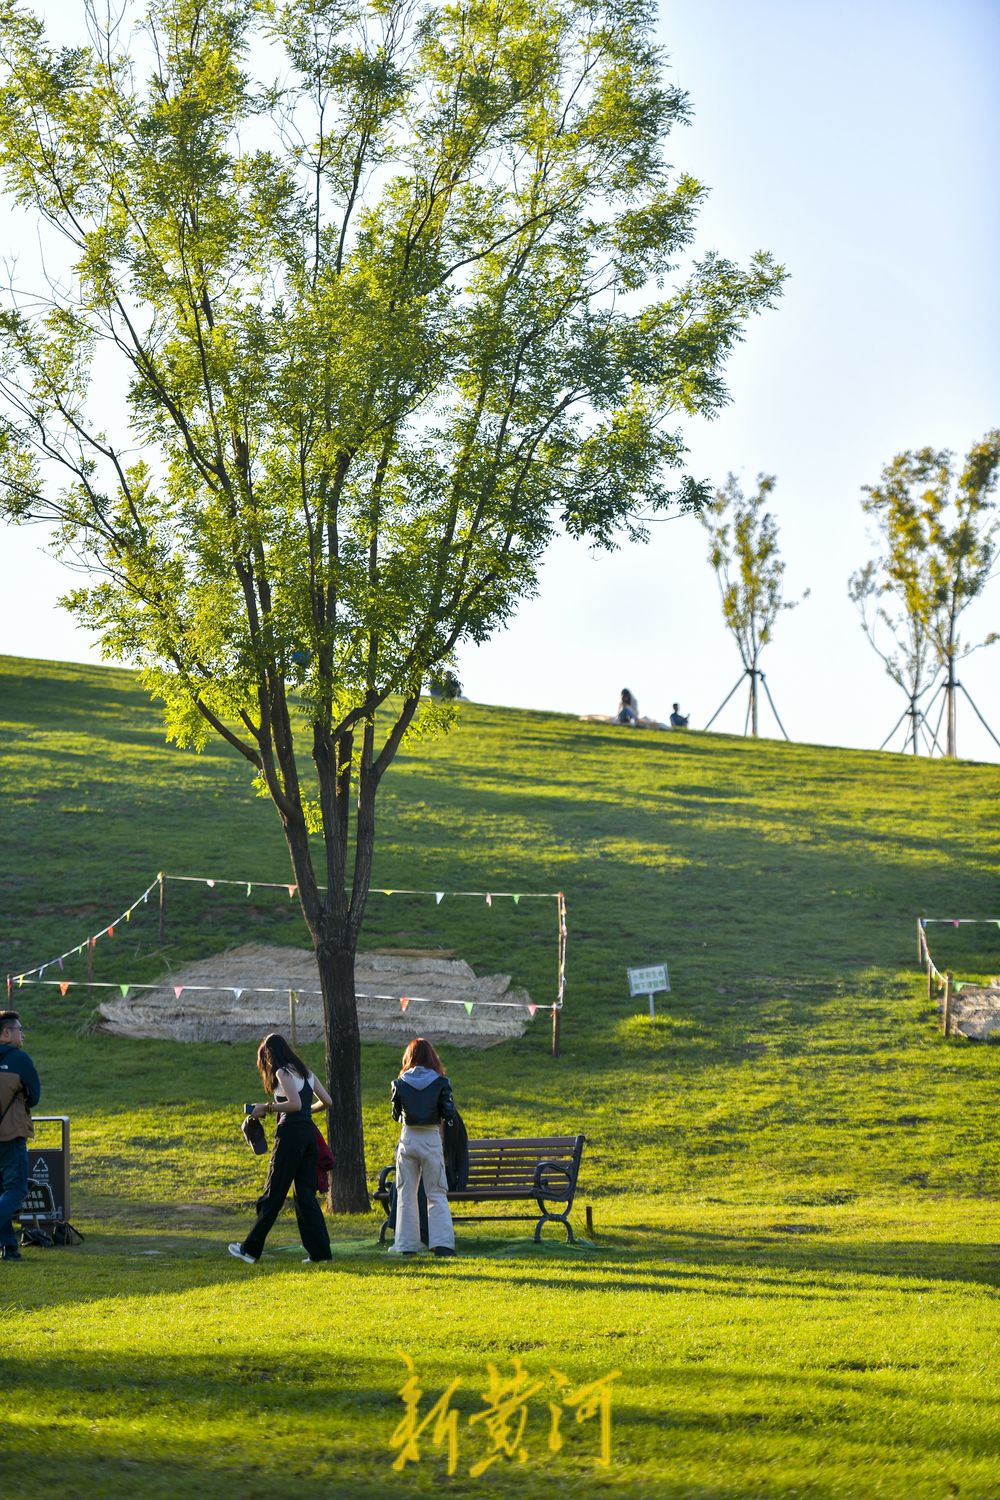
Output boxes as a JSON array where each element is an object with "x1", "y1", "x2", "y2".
[
  {"x1": 850, "y1": 434, "x2": 1000, "y2": 756},
  {"x1": 0, "y1": 0, "x2": 785, "y2": 1207},
  {"x1": 429, "y1": 670, "x2": 462, "y2": 701},
  {"x1": 703, "y1": 473, "x2": 803, "y2": 738}
]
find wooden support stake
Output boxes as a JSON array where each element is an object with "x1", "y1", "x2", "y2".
[
  {"x1": 87, "y1": 937, "x2": 94, "y2": 987},
  {"x1": 942, "y1": 971, "x2": 953, "y2": 1037},
  {"x1": 289, "y1": 989, "x2": 298, "y2": 1048},
  {"x1": 917, "y1": 919, "x2": 923, "y2": 963},
  {"x1": 551, "y1": 1003, "x2": 561, "y2": 1058},
  {"x1": 585, "y1": 1204, "x2": 594, "y2": 1238},
  {"x1": 926, "y1": 960, "x2": 933, "y2": 1002},
  {"x1": 158, "y1": 872, "x2": 166, "y2": 943}
]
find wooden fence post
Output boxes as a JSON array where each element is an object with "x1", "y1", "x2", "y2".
[
  {"x1": 158, "y1": 872, "x2": 166, "y2": 943},
  {"x1": 942, "y1": 971, "x2": 953, "y2": 1037},
  {"x1": 87, "y1": 936, "x2": 95, "y2": 987},
  {"x1": 289, "y1": 989, "x2": 298, "y2": 1048},
  {"x1": 551, "y1": 1003, "x2": 561, "y2": 1058},
  {"x1": 926, "y1": 960, "x2": 933, "y2": 1002},
  {"x1": 917, "y1": 919, "x2": 923, "y2": 962}
]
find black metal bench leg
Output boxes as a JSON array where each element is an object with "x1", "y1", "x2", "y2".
[{"x1": 534, "y1": 1203, "x2": 575, "y2": 1243}]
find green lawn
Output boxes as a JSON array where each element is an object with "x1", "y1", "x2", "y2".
[{"x1": 1, "y1": 654, "x2": 999, "y2": 1498}]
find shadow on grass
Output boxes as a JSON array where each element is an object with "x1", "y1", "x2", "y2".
[
  {"x1": 607, "y1": 1224, "x2": 1000, "y2": 1290},
  {"x1": 3, "y1": 1335, "x2": 999, "y2": 1500}
]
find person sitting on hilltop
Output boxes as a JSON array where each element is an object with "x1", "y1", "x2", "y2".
[
  {"x1": 617, "y1": 688, "x2": 639, "y2": 726},
  {"x1": 669, "y1": 703, "x2": 689, "y2": 728}
]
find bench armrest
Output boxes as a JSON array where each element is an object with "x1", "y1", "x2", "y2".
[
  {"x1": 532, "y1": 1160, "x2": 574, "y2": 1196},
  {"x1": 377, "y1": 1163, "x2": 396, "y2": 1195}
]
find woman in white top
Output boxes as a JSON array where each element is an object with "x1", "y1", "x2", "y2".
[{"x1": 229, "y1": 1032, "x2": 333, "y2": 1265}]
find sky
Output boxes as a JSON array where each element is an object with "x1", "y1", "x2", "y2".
[{"x1": 1, "y1": 0, "x2": 999, "y2": 761}]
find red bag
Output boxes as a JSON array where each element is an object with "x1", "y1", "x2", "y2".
[{"x1": 314, "y1": 1124, "x2": 336, "y2": 1193}]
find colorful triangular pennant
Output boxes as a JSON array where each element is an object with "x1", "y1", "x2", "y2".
[
  {"x1": 120, "y1": 984, "x2": 130, "y2": 998},
  {"x1": 435, "y1": 892, "x2": 444, "y2": 904},
  {"x1": 527, "y1": 1003, "x2": 537, "y2": 1018},
  {"x1": 232, "y1": 988, "x2": 243, "y2": 1000},
  {"x1": 174, "y1": 986, "x2": 184, "y2": 999},
  {"x1": 400, "y1": 996, "x2": 410, "y2": 1012},
  {"x1": 464, "y1": 1002, "x2": 474, "y2": 1015},
  {"x1": 59, "y1": 981, "x2": 70, "y2": 996},
  {"x1": 513, "y1": 895, "x2": 521, "y2": 905},
  {"x1": 288, "y1": 885, "x2": 297, "y2": 898}
]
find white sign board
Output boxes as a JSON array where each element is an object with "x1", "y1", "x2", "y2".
[
  {"x1": 627, "y1": 963, "x2": 670, "y2": 1021},
  {"x1": 628, "y1": 964, "x2": 670, "y2": 997}
]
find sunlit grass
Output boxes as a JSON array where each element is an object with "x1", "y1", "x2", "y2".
[{"x1": 2, "y1": 654, "x2": 1000, "y2": 1498}]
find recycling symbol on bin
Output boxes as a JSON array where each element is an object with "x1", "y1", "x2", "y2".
[{"x1": 32, "y1": 1158, "x2": 50, "y2": 1181}]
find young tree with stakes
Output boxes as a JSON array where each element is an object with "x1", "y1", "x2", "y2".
[
  {"x1": 848, "y1": 554, "x2": 936, "y2": 755},
  {"x1": 703, "y1": 473, "x2": 803, "y2": 739},
  {"x1": 0, "y1": 0, "x2": 785, "y2": 1209},
  {"x1": 852, "y1": 436, "x2": 1000, "y2": 758}
]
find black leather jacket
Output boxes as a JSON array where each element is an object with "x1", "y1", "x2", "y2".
[{"x1": 391, "y1": 1073, "x2": 456, "y2": 1128}]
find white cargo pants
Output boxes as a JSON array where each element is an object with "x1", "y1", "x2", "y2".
[{"x1": 393, "y1": 1123, "x2": 455, "y2": 1252}]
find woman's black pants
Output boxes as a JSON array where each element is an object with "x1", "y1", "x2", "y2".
[{"x1": 242, "y1": 1121, "x2": 331, "y2": 1261}]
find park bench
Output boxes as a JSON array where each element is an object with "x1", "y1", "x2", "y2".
[{"x1": 375, "y1": 1134, "x2": 586, "y2": 1244}]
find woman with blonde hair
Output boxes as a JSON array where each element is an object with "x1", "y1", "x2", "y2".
[
  {"x1": 389, "y1": 1037, "x2": 456, "y2": 1257},
  {"x1": 229, "y1": 1032, "x2": 333, "y2": 1265}
]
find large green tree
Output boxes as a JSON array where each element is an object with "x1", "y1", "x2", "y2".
[
  {"x1": 852, "y1": 436, "x2": 1000, "y2": 757},
  {"x1": 0, "y1": 0, "x2": 784, "y2": 1207}
]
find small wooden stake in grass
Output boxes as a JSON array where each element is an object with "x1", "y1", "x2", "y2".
[
  {"x1": 289, "y1": 989, "x2": 298, "y2": 1048},
  {"x1": 927, "y1": 959, "x2": 933, "y2": 1002},
  {"x1": 585, "y1": 1204, "x2": 594, "y2": 1237},
  {"x1": 158, "y1": 871, "x2": 166, "y2": 942},
  {"x1": 551, "y1": 1002, "x2": 561, "y2": 1058},
  {"x1": 87, "y1": 936, "x2": 94, "y2": 987},
  {"x1": 942, "y1": 971, "x2": 953, "y2": 1037}
]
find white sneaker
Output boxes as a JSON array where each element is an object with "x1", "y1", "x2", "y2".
[{"x1": 228, "y1": 1242, "x2": 257, "y2": 1264}]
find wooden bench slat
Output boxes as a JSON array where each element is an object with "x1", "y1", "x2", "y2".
[{"x1": 466, "y1": 1138, "x2": 580, "y2": 1151}]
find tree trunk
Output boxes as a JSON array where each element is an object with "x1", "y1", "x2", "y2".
[
  {"x1": 315, "y1": 936, "x2": 370, "y2": 1213},
  {"x1": 946, "y1": 660, "x2": 957, "y2": 757}
]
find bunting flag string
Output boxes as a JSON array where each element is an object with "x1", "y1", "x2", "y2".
[
  {"x1": 918, "y1": 913, "x2": 1000, "y2": 998},
  {"x1": 8, "y1": 871, "x2": 567, "y2": 1010},
  {"x1": 12, "y1": 976, "x2": 556, "y2": 1011},
  {"x1": 920, "y1": 916, "x2": 1000, "y2": 925},
  {"x1": 167, "y1": 871, "x2": 560, "y2": 899},
  {"x1": 8, "y1": 876, "x2": 161, "y2": 989}
]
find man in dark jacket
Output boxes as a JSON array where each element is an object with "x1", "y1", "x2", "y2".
[{"x1": 0, "y1": 1011, "x2": 41, "y2": 1262}]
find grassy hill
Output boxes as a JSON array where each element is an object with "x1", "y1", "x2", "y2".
[{"x1": 2, "y1": 654, "x2": 999, "y2": 1499}]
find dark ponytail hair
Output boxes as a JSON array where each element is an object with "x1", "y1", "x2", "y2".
[{"x1": 257, "y1": 1033, "x2": 311, "y2": 1092}]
